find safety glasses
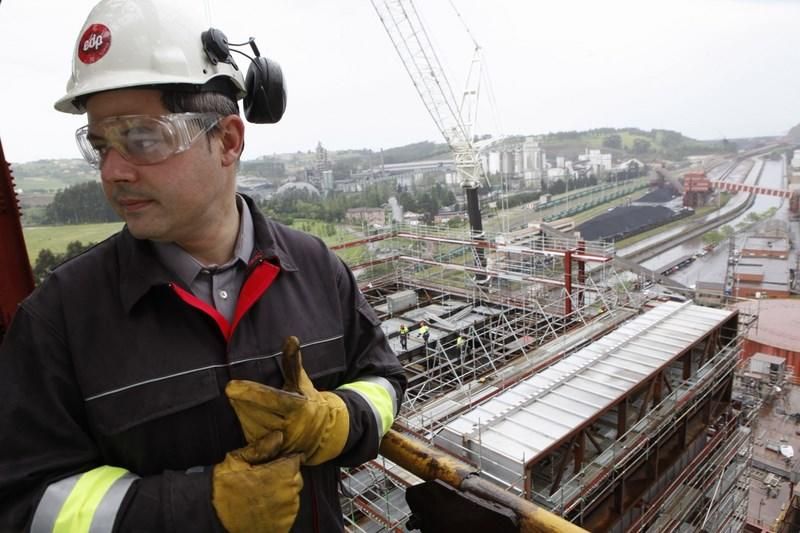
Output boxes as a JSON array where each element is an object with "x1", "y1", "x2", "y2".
[{"x1": 75, "y1": 113, "x2": 221, "y2": 169}]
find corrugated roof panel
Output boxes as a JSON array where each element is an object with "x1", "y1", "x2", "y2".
[
  {"x1": 435, "y1": 301, "x2": 735, "y2": 478},
  {"x1": 501, "y1": 411, "x2": 569, "y2": 440},
  {"x1": 522, "y1": 401, "x2": 584, "y2": 428},
  {"x1": 591, "y1": 360, "x2": 649, "y2": 380},
  {"x1": 582, "y1": 367, "x2": 639, "y2": 386},
  {"x1": 548, "y1": 389, "x2": 605, "y2": 413},
  {"x1": 611, "y1": 348, "x2": 667, "y2": 368},
  {"x1": 479, "y1": 426, "x2": 546, "y2": 457}
]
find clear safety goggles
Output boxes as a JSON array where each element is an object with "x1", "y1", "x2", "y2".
[{"x1": 75, "y1": 113, "x2": 221, "y2": 169}]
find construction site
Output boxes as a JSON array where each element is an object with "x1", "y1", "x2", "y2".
[
  {"x1": 2, "y1": 141, "x2": 791, "y2": 532},
  {"x1": 322, "y1": 223, "x2": 759, "y2": 532},
  {"x1": 322, "y1": 2, "x2": 787, "y2": 529},
  {"x1": 2, "y1": 1, "x2": 798, "y2": 531}
]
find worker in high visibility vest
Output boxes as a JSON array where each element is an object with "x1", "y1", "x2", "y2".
[
  {"x1": 419, "y1": 322, "x2": 430, "y2": 346},
  {"x1": 399, "y1": 324, "x2": 409, "y2": 350}
]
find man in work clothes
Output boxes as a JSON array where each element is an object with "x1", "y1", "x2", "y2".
[
  {"x1": 399, "y1": 324, "x2": 409, "y2": 350},
  {"x1": 419, "y1": 321, "x2": 431, "y2": 347},
  {"x1": 0, "y1": 1, "x2": 406, "y2": 532}
]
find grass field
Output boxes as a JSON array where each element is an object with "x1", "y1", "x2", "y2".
[
  {"x1": 289, "y1": 219, "x2": 369, "y2": 265},
  {"x1": 289, "y1": 218, "x2": 360, "y2": 245},
  {"x1": 23, "y1": 222, "x2": 124, "y2": 260},
  {"x1": 21, "y1": 218, "x2": 362, "y2": 264}
]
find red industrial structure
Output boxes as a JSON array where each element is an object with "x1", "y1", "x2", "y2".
[
  {"x1": 682, "y1": 171, "x2": 712, "y2": 208},
  {"x1": 683, "y1": 170, "x2": 800, "y2": 212},
  {"x1": 0, "y1": 138, "x2": 35, "y2": 341}
]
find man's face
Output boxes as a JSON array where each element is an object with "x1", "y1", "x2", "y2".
[{"x1": 86, "y1": 89, "x2": 235, "y2": 245}]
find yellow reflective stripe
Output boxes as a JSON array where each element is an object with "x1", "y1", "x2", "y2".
[
  {"x1": 338, "y1": 379, "x2": 395, "y2": 436},
  {"x1": 53, "y1": 466, "x2": 129, "y2": 533}
]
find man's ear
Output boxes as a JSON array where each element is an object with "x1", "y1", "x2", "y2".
[{"x1": 218, "y1": 115, "x2": 245, "y2": 167}]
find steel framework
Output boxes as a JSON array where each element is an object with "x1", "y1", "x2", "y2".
[{"x1": 331, "y1": 222, "x2": 753, "y2": 532}]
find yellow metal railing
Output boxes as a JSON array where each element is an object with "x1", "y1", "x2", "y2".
[{"x1": 379, "y1": 429, "x2": 587, "y2": 533}]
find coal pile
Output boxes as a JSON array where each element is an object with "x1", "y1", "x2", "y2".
[
  {"x1": 637, "y1": 186, "x2": 678, "y2": 203},
  {"x1": 577, "y1": 205, "x2": 686, "y2": 241}
]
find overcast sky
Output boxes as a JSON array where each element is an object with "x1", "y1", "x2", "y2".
[{"x1": 1, "y1": 0, "x2": 799, "y2": 163}]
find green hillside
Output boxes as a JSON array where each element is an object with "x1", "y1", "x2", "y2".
[
  {"x1": 788, "y1": 122, "x2": 800, "y2": 142},
  {"x1": 12, "y1": 159, "x2": 98, "y2": 192},
  {"x1": 536, "y1": 128, "x2": 736, "y2": 160}
]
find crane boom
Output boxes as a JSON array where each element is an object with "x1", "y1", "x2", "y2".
[
  {"x1": 371, "y1": 0, "x2": 489, "y2": 280},
  {"x1": 370, "y1": 0, "x2": 483, "y2": 189}
]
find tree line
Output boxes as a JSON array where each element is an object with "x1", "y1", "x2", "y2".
[
  {"x1": 260, "y1": 181, "x2": 457, "y2": 226},
  {"x1": 43, "y1": 181, "x2": 118, "y2": 224},
  {"x1": 39, "y1": 177, "x2": 462, "y2": 230},
  {"x1": 33, "y1": 240, "x2": 95, "y2": 285}
]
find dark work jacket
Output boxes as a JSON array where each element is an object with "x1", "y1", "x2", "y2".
[{"x1": 0, "y1": 195, "x2": 406, "y2": 532}]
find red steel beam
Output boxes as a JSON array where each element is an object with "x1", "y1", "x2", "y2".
[
  {"x1": 564, "y1": 249, "x2": 573, "y2": 316},
  {"x1": 0, "y1": 139, "x2": 35, "y2": 339},
  {"x1": 329, "y1": 231, "x2": 394, "y2": 250}
]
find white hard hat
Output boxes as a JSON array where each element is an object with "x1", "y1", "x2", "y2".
[{"x1": 55, "y1": 0, "x2": 247, "y2": 114}]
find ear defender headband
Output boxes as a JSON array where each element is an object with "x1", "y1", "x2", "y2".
[{"x1": 201, "y1": 28, "x2": 286, "y2": 124}]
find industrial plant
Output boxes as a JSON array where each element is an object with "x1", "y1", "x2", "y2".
[
  {"x1": 321, "y1": 219, "x2": 765, "y2": 532},
  {"x1": 3, "y1": 0, "x2": 800, "y2": 531}
]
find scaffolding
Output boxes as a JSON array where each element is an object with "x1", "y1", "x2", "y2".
[
  {"x1": 339, "y1": 224, "x2": 632, "y2": 411},
  {"x1": 331, "y1": 223, "x2": 751, "y2": 532}
]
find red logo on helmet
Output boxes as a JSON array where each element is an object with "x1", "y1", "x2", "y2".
[{"x1": 78, "y1": 24, "x2": 111, "y2": 64}]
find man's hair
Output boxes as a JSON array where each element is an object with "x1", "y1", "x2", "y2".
[
  {"x1": 161, "y1": 90, "x2": 240, "y2": 119},
  {"x1": 161, "y1": 89, "x2": 244, "y2": 159}
]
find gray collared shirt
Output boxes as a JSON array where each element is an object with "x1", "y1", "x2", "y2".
[{"x1": 153, "y1": 195, "x2": 254, "y2": 323}]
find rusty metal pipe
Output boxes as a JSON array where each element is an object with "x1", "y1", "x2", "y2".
[{"x1": 379, "y1": 429, "x2": 587, "y2": 533}]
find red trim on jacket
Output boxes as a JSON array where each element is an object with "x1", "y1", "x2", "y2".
[
  {"x1": 170, "y1": 283, "x2": 230, "y2": 339},
  {"x1": 168, "y1": 261, "x2": 280, "y2": 342},
  {"x1": 231, "y1": 261, "x2": 279, "y2": 334}
]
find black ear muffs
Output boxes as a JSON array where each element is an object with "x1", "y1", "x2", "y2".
[
  {"x1": 244, "y1": 56, "x2": 286, "y2": 124},
  {"x1": 201, "y1": 28, "x2": 286, "y2": 124}
]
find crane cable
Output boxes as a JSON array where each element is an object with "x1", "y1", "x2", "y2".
[
  {"x1": 447, "y1": 0, "x2": 478, "y2": 49},
  {"x1": 447, "y1": 0, "x2": 504, "y2": 139}
]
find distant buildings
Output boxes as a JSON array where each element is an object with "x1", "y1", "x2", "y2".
[
  {"x1": 734, "y1": 231, "x2": 792, "y2": 299},
  {"x1": 346, "y1": 207, "x2": 386, "y2": 227},
  {"x1": 353, "y1": 159, "x2": 456, "y2": 189},
  {"x1": 247, "y1": 139, "x2": 621, "y2": 208},
  {"x1": 790, "y1": 149, "x2": 800, "y2": 170},
  {"x1": 478, "y1": 139, "x2": 619, "y2": 192},
  {"x1": 578, "y1": 148, "x2": 613, "y2": 172},
  {"x1": 274, "y1": 181, "x2": 321, "y2": 198},
  {"x1": 481, "y1": 136, "x2": 547, "y2": 190}
]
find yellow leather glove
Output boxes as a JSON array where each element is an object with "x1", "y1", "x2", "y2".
[
  {"x1": 226, "y1": 336, "x2": 350, "y2": 466},
  {"x1": 212, "y1": 431, "x2": 303, "y2": 533}
]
